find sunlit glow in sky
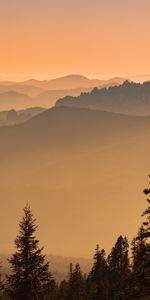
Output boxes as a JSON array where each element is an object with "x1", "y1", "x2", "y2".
[{"x1": 0, "y1": 0, "x2": 150, "y2": 80}]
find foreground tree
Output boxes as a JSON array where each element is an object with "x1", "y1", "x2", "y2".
[
  {"x1": 143, "y1": 184, "x2": 150, "y2": 240},
  {"x1": 66, "y1": 263, "x2": 85, "y2": 300},
  {"x1": 129, "y1": 179, "x2": 150, "y2": 299},
  {"x1": 87, "y1": 245, "x2": 108, "y2": 300},
  {"x1": 6, "y1": 205, "x2": 55, "y2": 300},
  {"x1": 107, "y1": 236, "x2": 130, "y2": 300},
  {"x1": 56, "y1": 280, "x2": 68, "y2": 300}
]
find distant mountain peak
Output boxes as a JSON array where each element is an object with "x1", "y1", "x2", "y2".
[{"x1": 53, "y1": 74, "x2": 90, "y2": 80}]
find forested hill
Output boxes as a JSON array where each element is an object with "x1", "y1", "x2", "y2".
[
  {"x1": 56, "y1": 81, "x2": 150, "y2": 116},
  {"x1": 0, "y1": 106, "x2": 150, "y2": 260}
]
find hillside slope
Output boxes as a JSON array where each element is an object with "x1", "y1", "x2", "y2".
[
  {"x1": 0, "y1": 107, "x2": 149, "y2": 257},
  {"x1": 56, "y1": 81, "x2": 150, "y2": 116}
]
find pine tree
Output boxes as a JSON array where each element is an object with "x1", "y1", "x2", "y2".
[
  {"x1": 143, "y1": 184, "x2": 150, "y2": 240},
  {"x1": 56, "y1": 280, "x2": 68, "y2": 300},
  {"x1": 66, "y1": 264, "x2": 85, "y2": 300},
  {"x1": 6, "y1": 205, "x2": 55, "y2": 300},
  {"x1": 107, "y1": 236, "x2": 130, "y2": 300},
  {"x1": 130, "y1": 229, "x2": 148, "y2": 299},
  {"x1": 87, "y1": 245, "x2": 108, "y2": 300},
  {"x1": 142, "y1": 187, "x2": 150, "y2": 298},
  {"x1": 130, "y1": 178, "x2": 150, "y2": 299}
]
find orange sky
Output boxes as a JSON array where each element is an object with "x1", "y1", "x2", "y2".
[{"x1": 0, "y1": 0, "x2": 150, "y2": 80}]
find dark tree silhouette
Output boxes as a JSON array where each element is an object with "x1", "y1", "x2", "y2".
[
  {"x1": 87, "y1": 245, "x2": 108, "y2": 300},
  {"x1": 107, "y1": 236, "x2": 130, "y2": 300},
  {"x1": 6, "y1": 205, "x2": 55, "y2": 300},
  {"x1": 129, "y1": 178, "x2": 150, "y2": 299},
  {"x1": 143, "y1": 180, "x2": 150, "y2": 240},
  {"x1": 2, "y1": 176, "x2": 150, "y2": 300},
  {"x1": 56, "y1": 280, "x2": 68, "y2": 300},
  {"x1": 66, "y1": 263, "x2": 85, "y2": 300}
]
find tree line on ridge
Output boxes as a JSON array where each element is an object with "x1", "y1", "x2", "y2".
[{"x1": 0, "y1": 178, "x2": 149, "y2": 300}]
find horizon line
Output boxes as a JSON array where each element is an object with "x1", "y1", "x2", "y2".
[{"x1": 0, "y1": 73, "x2": 150, "y2": 83}]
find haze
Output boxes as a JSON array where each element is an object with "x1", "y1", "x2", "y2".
[
  {"x1": 0, "y1": 0, "x2": 149, "y2": 261},
  {"x1": 0, "y1": 0, "x2": 150, "y2": 80},
  {"x1": 0, "y1": 106, "x2": 149, "y2": 257}
]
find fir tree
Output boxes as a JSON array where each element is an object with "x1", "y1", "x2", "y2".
[
  {"x1": 130, "y1": 178, "x2": 150, "y2": 299},
  {"x1": 66, "y1": 264, "x2": 85, "y2": 300},
  {"x1": 6, "y1": 205, "x2": 54, "y2": 300},
  {"x1": 143, "y1": 184, "x2": 150, "y2": 240},
  {"x1": 87, "y1": 245, "x2": 108, "y2": 300},
  {"x1": 56, "y1": 280, "x2": 68, "y2": 300},
  {"x1": 107, "y1": 236, "x2": 130, "y2": 300},
  {"x1": 130, "y1": 229, "x2": 148, "y2": 299}
]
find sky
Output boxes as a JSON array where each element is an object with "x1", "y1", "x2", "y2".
[{"x1": 0, "y1": 0, "x2": 150, "y2": 80}]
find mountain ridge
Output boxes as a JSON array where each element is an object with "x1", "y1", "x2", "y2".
[
  {"x1": 0, "y1": 77, "x2": 126, "y2": 110},
  {"x1": 0, "y1": 74, "x2": 126, "y2": 90},
  {"x1": 56, "y1": 80, "x2": 150, "y2": 116}
]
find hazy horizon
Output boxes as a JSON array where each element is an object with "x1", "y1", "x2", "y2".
[
  {"x1": 0, "y1": 0, "x2": 150, "y2": 80},
  {"x1": 0, "y1": 0, "x2": 149, "y2": 259},
  {"x1": 0, "y1": 73, "x2": 150, "y2": 83},
  {"x1": 0, "y1": 1, "x2": 149, "y2": 299}
]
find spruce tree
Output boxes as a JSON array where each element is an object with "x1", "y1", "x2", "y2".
[
  {"x1": 142, "y1": 187, "x2": 150, "y2": 297},
  {"x1": 143, "y1": 185, "x2": 150, "y2": 240},
  {"x1": 66, "y1": 263, "x2": 85, "y2": 300},
  {"x1": 107, "y1": 236, "x2": 130, "y2": 300},
  {"x1": 130, "y1": 178, "x2": 150, "y2": 299},
  {"x1": 87, "y1": 245, "x2": 108, "y2": 300},
  {"x1": 56, "y1": 280, "x2": 68, "y2": 300},
  {"x1": 6, "y1": 205, "x2": 54, "y2": 300},
  {"x1": 130, "y1": 229, "x2": 148, "y2": 299}
]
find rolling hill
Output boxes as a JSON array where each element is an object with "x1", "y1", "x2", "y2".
[
  {"x1": 0, "y1": 84, "x2": 45, "y2": 97},
  {"x1": 0, "y1": 75, "x2": 126, "y2": 90},
  {"x1": 0, "y1": 75, "x2": 126, "y2": 110},
  {"x1": 0, "y1": 106, "x2": 149, "y2": 257}
]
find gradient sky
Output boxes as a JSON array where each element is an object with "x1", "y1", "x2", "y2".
[{"x1": 0, "y1": 0, "x2": 150, "y2": 80}]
